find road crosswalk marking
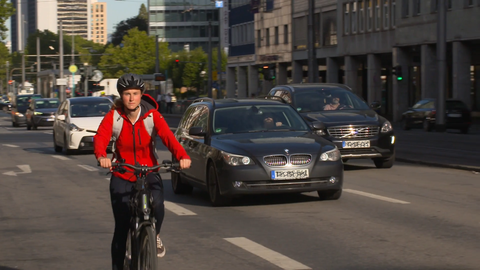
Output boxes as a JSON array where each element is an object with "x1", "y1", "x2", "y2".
[
  {"x1": 78, "y1": 165, "x2": 99, "y2": 171},
  {"x1": 52, "y1": 155, "x2": 71, "y2": 161},
  {"x1": 2, "y1": 144, "x2": 19, "y2": 147},
  {"x1": 344, "y1": 189, "x2": 410, "y2": 204},
  {"x1": 224, "y1": 237, "x2": 312, "y2": 270},
  {"x1": 164, "y1": 201, "x2": 197, "y2": 216}
]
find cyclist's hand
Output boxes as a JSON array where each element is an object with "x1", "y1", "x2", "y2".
[
  {"x1": 98, "y1": 157, "x2": 112, "y2": 169},
  {"x1": 179, "y1": 159, "x2": 191, "y2": 169}
]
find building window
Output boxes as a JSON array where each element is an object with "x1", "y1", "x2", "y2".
[
  {"x1": 367, "y1": 0, "x2": 373, "y2": 31},
  {"x1": 402, "y1": 0, "x2": 410, "y2": 17},
  {"x1": 351, "y1": 2, "x2": 357, "y2": 33},
  {"x1": 266, "y1": 28, "x2": 270, "y2": 46},
  {"x1": 383, "y1": 0, "x2": 389, "y2": 29},
  {"x1": 284, "y1": 25, "x2": 288, "y2": 44},
  {"x1": 257, "y1": 29, "x2": 261, "y2": 47},
  {"x1": 375, "y1": 0, "x2": 381, "y2": 30},
  {"x1": 392, "y1": 0, "x2": 396, "y2": 27},
  {"x1": 359, "y1": 0, "x2": 365, "y2": 32},
  {"x1": 413, "y1": 0, "x2": 420, "y2": 15},
  {"x1": 274, "y1": 26, "x2": 279, "y2": 45},
  {"x1": 344, "y1": 3, "x2": 350, "y2": 34}
]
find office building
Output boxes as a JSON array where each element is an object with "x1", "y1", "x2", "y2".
[{"x1": 91, "y1": 0, "x2": 107, "y2": 44}]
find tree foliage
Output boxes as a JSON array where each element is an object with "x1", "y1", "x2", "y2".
[
  {"x1": 110, "y1": 4, "x2": 148, "y2": 47},
  {"x1": 0, "y1": 0, "x2": 15, "y2": 41}
]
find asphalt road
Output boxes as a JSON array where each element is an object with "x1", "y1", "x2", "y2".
[{"x1": 1, "y1": 112, "x2": 480, "y2": 270}]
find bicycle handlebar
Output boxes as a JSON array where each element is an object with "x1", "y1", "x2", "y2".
[{"x1": 99, "y1": 160, "x2": 180, "y2": 174}]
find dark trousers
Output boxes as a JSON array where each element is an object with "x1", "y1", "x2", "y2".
[
  {"x1": 109, "y1": 173, "x2": 165, "y2": 270},
  {"x1": 166, "y1": 102, "x2": 173, "y2": 114}
]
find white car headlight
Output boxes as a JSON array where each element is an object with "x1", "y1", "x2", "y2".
[
  {"x1": 221, "y1": 151, "x2": 255, "y2": 166},
  {"x1": 320, "y1": 148, "x2": 341, "y2": 162},
  {"x1": 69, "y1": 123, "x2": 85, "y2": 132},
  {"x1": 15, "y1": 112, "x2": 24, "y2": 117},
  {"x1": 381, "y1": 121, "x2": 393, "y2": 133}
]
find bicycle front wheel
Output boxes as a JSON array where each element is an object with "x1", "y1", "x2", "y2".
[{"x1": 137, "y1": 225, "x2": 157, "y2": 270}]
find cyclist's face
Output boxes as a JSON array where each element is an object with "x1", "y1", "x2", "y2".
[{"x1": 122, "y1": 89, "x2": 142, "y2": 111}]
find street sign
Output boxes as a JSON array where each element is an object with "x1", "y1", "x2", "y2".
[
  {"x1": 56, "y1": 78, "x2": 67, "y2": 86},
  {"x1": 69, "y1": 65, "x2": 78, "y2": 73},
  {"x1": 8, "y1": 80, "x2": 13, "y2": 85},
  {"x1": 212, "y1": 71, "x2": 218, "y2": 81}
]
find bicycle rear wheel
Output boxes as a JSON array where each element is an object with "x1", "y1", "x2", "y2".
[{"x1": 137, "y1": 225, "x2": 157, "y2": 270}]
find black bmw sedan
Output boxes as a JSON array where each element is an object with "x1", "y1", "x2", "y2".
[
  {"x1": 172, "y1": 98, "x2": 344, "y2": 206},
  {"x1": 268, "y1": 83, "x2": 395, "y2": 168}
]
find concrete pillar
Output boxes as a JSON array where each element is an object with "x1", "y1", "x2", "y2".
[
  {"x1": 277, "y1": 63, "x2": 288, "y2": 85},
  {"x1": 392, "y1": 47, "x2": 410, "y2": 122},
  {"x1": 292, "y1": 60, "x2": 303, "y2": 83},
  {"x1": 474, "y1": 66, "x2": 480, "y2": 111},
  {"x1": 326, "y1": 57, "x2": 339, "y2": 83},
  {"x1": 367, "y1": 54, "x2": 382, "y2": 104},
  {"x1": 262, "y1": 80, "x2": 273, "y2": 95},
  {"x1": 237, "y1": 66, "x2": 247, "y2": 98},
  {"x1": 421, "y1": 44, "x2": 438, "y2": 99},
  {"x1": 248, "y1": 65, "x2": 259, "y2": 97},
  {"x1": 452, "y1": 41, "x2": 472, "y2": 109},
  {"x1": 226, "y1": 66, "x2": 236, "y2": 98},
  {"x1": 345, "y1": 56, "x2": 360, "y2": 96}
]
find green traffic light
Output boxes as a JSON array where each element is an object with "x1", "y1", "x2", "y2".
[{"x1": 397, "y1": 77, "x2": 403, "y2": 81}]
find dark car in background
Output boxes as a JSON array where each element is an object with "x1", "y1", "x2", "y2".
[
  {"x1": 401, "y1": 98, "x2": 472, "y2": 133},
  {"x1": 11, "y1": 94, "x2": 42, "y2": 127},
  {"x1": 172, "y1": 98, "x2": 344, "y2": 206},
  {"x1": 0, "y1": 95, "x2": 12, "y2": 112},
  {"x1": 267, "y1": 83, "x2": 395, "y2": 168},
  {"x1": 25, "y1": 98, "x2": 60, "y2": 130}
]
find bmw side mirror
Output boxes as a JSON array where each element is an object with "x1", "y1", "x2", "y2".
[
  {"x1": 370, "y1": 101, "x2": 381, "y2": 110},
  {"x1": 189, "y1": 126, "x2": 206, "y2": 137}
]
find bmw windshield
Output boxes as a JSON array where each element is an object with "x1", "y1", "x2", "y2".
[
  {"x1": 213, "y1": 105, "x2": 310, "y2": 134},
  {"x1": 294, "y1": 87, "x2": 370, "y2": 113}
]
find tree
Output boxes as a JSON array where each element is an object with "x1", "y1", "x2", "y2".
[
  {"x1": 0, "y1": 42, "x2": 10, "y2": 92},
  {"x1": 98, "y1": 28, "x2": 168, "y2": 78},
  {"x1": 110, "y1": 4, "x2": 148, "y2": 46},
  {"x1": 0, "y1": 0, "x2": 14, "y2": 41}
]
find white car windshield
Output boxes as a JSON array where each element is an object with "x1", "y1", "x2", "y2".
[
  {"x1": 70, "y1": 101, "x2": 112, "y2": 118},
  {"x1": 213, "y1": 105, "x2": 309, "y2": 134}
]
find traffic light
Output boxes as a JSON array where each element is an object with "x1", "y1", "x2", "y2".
[
  {"x1": 175, "y1": 59, "x2": 180, "y2": 65},
  {"x1": 262, "y1": 65, "x2": 276, "y2": 81},
  {"x1": 393, "y1": 65, "x2": 403, "y2": 81}
]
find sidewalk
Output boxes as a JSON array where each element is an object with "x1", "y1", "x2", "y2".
[{"x1": 163, "y1": 114, "x2": 480, "y2": 172}]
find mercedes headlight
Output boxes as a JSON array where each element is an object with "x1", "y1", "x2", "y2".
[
  {"x1": 221, "y1": 151, "x2": 255, "y2": 166},
  {"x1": 381, "y1": 121, "x2": 393, "y2": 133},
  {"x1": 69, "y1": 123, "x2": 84, "y2": 132},
  {"x1": 320, "y1": 148, "x2": 341, "y2": 162}
]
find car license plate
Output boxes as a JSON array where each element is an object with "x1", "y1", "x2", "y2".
[
  {"x1": 447, "y1": 113, "x2": 462, "y2": 117},
  {"x1": 46, "y1": 118, "x2": 54, "y2": 121},
  {"x1": 342, "y1": 140, "x2": 370, "y2": 148},
  {"x1": 271, "y1": 169, "x2": 309, "y2": 180}
]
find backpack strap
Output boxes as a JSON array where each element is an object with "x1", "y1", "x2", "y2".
[
  {"x1": 111, "y1": 109, "x2": 124, "y2": 160},
  {"x1": 143, "y1": 112, "x2": 158, "y2": 159}
]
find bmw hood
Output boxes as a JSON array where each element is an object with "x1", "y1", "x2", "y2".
[
  {"x1": 70, "y1": 117, "x2": 104, "y2": 132},
  {"x1": 302, "y1": 110, "x2": 379, "y2": 126},
  {"x1": 213, "y1": 131, "x2": 334, "y2": 156}
]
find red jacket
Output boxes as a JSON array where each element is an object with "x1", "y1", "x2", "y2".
[{"x1": 94, "y1": 94, "x2": 190, "y2": 181}]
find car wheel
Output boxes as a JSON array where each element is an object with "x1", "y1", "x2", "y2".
[
  {"x1": 402, "y1": 118, "x2": 411, "y2": 130},
  {"x1": 53, "y1": 134, "x2": 62, "y2": 153},
  {"x1": 373, "y1": 152, "x2": 395, "y2": 169},
  {"x1": 207, "y1": 163, "x2": 232, "y2": 207},
  {"x1": 317, "y1": 189, "x2": 342, "y2": 200},
  {"x1": 423, "y1": 119, "x2": 432, "y2": 132},
  {"x1": 171, "y1": 171, "x2": 193, "y2": 194},
  {"x1": 64, "y1": 135, "x2": 74, "y2": 155}
]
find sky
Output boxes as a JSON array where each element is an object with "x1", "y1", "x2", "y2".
[{"x1": 6, "y1": 0, "x2": 147, "y2": 42}]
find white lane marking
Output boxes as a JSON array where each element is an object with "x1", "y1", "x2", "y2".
[
  {"x1": 52, "y1": 155, "x2": 71, "y2": 161},
  {"x1": 344, "y1": 189, "x2": 410, "y2": 204},
  {"x1": 44, "y1": 131, "x2": 53, "y2": 134},
  {"x1": 2, "y1": 144, "x2": 19, "y2": 148},
  {"x1": 105, "y1": 178, "x2": 110, "y2": 181},
  {"x1": 3, "y1": 165, "x2": 32, "y2": 176},
  {"x1": 224, "y1": 237, "x2": 312, "y2": 270},
  {"x1": 78, "y1": 165, "x2": 99, "y2": 171},
  {"x1": 164, "y1": 201, "x2": 197, "y2": 216}
]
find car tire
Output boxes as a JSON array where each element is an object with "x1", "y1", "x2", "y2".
[
  {"x1": 423, "y1": 119, "x2": 432, "y2": 132},
  {"x1": 317, "y1": 189, "x2": 342, "y2": 200},
  {"x1": 402, "y1": 118, "x2": 411, "y2": 130},
  {"x1": 171, "y1": 171, "x2": 193, "y2": 194},
  {"x1": 54, "y1": 134, "x2": 62, "y2": 153},
  {"x1": 26, "y1": 123, "x2": 31, "y2": 130},
  {"x1": 64, "y1": 135, "x2": 74, "y2": 155},
  {"x1": 207, "y1": 163, "x2": 232, "y2": 207},
  {"x1": 373, "y1": 152, "x2": 395, "y2": 169}
]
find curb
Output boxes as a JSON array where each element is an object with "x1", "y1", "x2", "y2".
[{"x1": 396, "y1": 157, "x2": 480, "y2": 173}]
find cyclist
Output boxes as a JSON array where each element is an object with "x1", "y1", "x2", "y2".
[{"x1": 94, "y1": 73, "x2": 191, "y2": 270}]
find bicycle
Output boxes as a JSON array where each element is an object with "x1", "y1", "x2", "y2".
[{"x1": 108, "y1": 160, "x2": 178, "y2": 270}]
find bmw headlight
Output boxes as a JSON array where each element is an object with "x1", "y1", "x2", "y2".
[
  {"x1": 320, "y1": 148, "x2": 341, "y2": 162},
  {"x1": 221, "y1": 151, "x2": 255, "y2": 166},
  {"x1": 15, "y1": 112, "x2": 24, "y2": 117},
  {"x1": 381, "y1": 121, "x2": 393, "y2": 133},
  {"x1": 69, "y1": 123, "x2": 84, "y2": 132}
]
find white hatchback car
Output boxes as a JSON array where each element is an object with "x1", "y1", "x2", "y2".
[{"x1": 53, "y1": 97, "x2": 113, "y2": 154}]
